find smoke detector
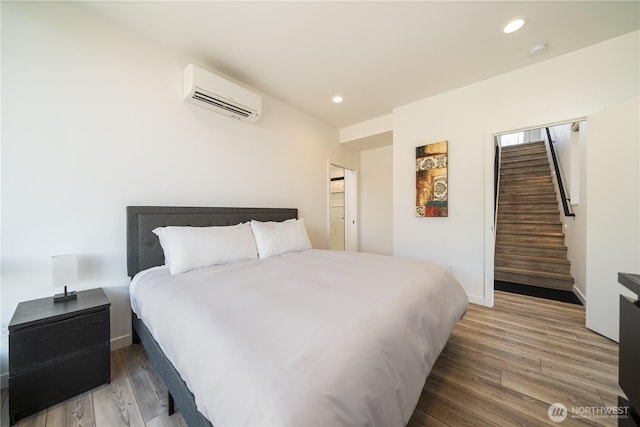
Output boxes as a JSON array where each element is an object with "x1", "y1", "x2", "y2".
[{"x1": 528, "y1": 43, "x2": 548, "y2": 57}]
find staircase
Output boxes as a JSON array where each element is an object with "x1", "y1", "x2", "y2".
[{"x1": 495, "y1": 141, "x2": 574, "y2": 291}]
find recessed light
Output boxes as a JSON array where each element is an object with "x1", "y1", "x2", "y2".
[
  {"x1": 332, "y1": 96, "x2": 343, "y2": 103},
  {"x1": 503, "y1": 17, "x2": 526, "y2": 34}
]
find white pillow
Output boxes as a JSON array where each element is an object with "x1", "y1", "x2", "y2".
[
  {"x1": 250, "y1": 218, "x2": 312, "y2": 259},
  {"x1": 152, "y1": 223, "x2": 257, "y2": 275}
]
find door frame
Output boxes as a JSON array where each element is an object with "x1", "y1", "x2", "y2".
[
  {"x1": 328, "y1": 162, "x2": 358, "y2": 251},
  {"x1": 483, "y1": 117, "x2": 586, "y2": 308}
]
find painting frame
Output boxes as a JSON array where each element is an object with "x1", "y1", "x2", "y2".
[{"x1": 416, "y1": 141, "x2": 448, "y2": 217}]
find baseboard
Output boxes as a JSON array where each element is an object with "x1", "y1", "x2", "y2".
[
  {"x1": 572, "y1": 285, "x2": 587, "y2": 305},
  {"x1": 110, "y1": 334, "x2": 132, "y2": 351}
]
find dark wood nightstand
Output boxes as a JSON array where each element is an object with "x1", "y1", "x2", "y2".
[
  {"x1": 618, "y1": 273, "x2": 640, "y2": 426},
  {"x1": 8, "y1": 288, "x2": 111, "y2": 425}
]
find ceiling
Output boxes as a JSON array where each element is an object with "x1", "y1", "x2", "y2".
[{"x1": 78, "y1": 1, "x2": 639, "y2": 129}]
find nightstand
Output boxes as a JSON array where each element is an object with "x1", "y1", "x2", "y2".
[
  {"x1": 8, "y1": 288, "x2": 111, "y2": 425},
  {"x1": 618, "y1": 273, "x2": 640, "y2": 426}
]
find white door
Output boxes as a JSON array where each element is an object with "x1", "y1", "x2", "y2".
[
  {"x1": 585, "y1": 96, "x2": 639, "y2": 341},
  {"x1": 344, "y1": 168, "x2": 358, "y2": 251},
  {"x1": 329, "y1": 165, "x2": 358, "y2": 251},
  {"x1": 329, "y1": 166, "x2": 346, "y2": 250}
]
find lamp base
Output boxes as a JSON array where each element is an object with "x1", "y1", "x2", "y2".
[{"x1": 54, "y1": 290, "x2": 77, "y2": 303}]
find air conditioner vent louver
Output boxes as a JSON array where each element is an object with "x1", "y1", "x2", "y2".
[
  {"x1": 192, "y1": 91, "x2": 252, "y2": 118},
  {"x1": 183, "y1": 64, "x2": 262, "y2": 123}
]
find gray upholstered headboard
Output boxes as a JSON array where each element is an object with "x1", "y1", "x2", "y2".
[{"x1": 126, "y1": 206, "x2": 298, "y2": 277}]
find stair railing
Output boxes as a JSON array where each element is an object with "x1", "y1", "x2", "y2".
[
  {"x1": 545, "y1": 127, "x2": 575, "y2": 217},
  {"x1": 494, "y1": 143, "x2": 500, "y2": 219}
]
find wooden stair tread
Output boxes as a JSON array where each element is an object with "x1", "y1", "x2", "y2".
[
  {"x1": 500, "y1": 191, "x2": 555, "y2": 195},
  {"x1": 500, "y1": 171, "x2": 552, "y2": 178},
  {"x1": 500, "y1": 163, "x2": 549, "y2": 170},
  {"x1": 498, "y1": 199, "x2": 559, "y2": 204},
  {"x1": 499, "y1": 196, "x2": 557, "y2": 200},
  {"x1": 502, "y1": 145, "x2": 546, "y2": 151},
  {"x1": 500, "y1": 188, "x2": 555, "y2": 192},
  {"x1": 500, "y1": 174, "x2": 552, "y2": 181},
  {"x1": 498, "y1": 205, "x2": 558, "y2": 209},
  {"x1": 496, "y1": 241, "x2": 567, "y2": 250},
  {"x1": 501, "y1": 168, "x2": 550, "y2": 174},
  {"x1": 501, "y1": 184, "x2": 555, "y2": 191},
  {"x1": 501, "y1": 151, "x2": 547, "y2": 158},
  {"x1": 502, "y1": 153, "x2": 548, "y2": 160},
  {"x1": 499, "y1": 192, "x2": 555, "y2": 196},
  {"x1": 500, "y1": 183, "x2": 554, "y2": 188},
  {"x1": 499, "y1": 199, "x2": 556, "y2": 203},
  {"x1": 501, "y1": 148, "x2": 546, "y2": 155},
  {"x1": 496, "y1": 229, "x2": 564, "y2": 235},
  {"x1": 499, "y1": 203, "x2": 558, "y2": 208},
  {"x1": 499, "y1": 226, "x2": 563, "y2": 233},
  {"x1": 500, "y1": 191, "x2": 556, "y2": 195},
  {"x1": 498, "y1": 214, "x2": 560, "y2": 219},
  {"x1": 494, "y1": 266, "x2": 573, "y2": 280},
  {"x1": 500, "y1": 170, "x2": 551, "y2": 177},
  {"x1": 495, "y1": 253, "x2": 570, "y2": 265},
  {"x1": 500, "y1": 179, "x2": 552, "y2": 186},
  {"x1": 500, "y1": 167, "x2": 550, "y2": 172},
  {"x1": 499, "y1": 214, "x2": 559, "y2": 218},
  {"x1": 498, "y1": 221, "x2": 562, "y2": 226},
  {"x1": 501, "y1": 151, "x2": 547, "y2": 157},
  {"x1": 501, "y1": 141, "x2": 545, "y2": 150},
  {"x1": 501, "y1": 159, "x2": 548, "y2": 167},
  {"x1": 498, "y1": 201, "x2": 558, "y2": 207},
  {"x1": 500, "y1": 161, "x2": 548, "y2": 166}
]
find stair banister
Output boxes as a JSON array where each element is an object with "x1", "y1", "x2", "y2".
[{"x1": 545, "y1": 127, "x2": 575, "y2": 217}]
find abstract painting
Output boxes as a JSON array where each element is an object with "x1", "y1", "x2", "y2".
[{"x1": 416, "y1": 141, "x2": 448, "y2": 217}]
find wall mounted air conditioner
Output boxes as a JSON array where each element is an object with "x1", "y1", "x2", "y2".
[{"x1": 183, "y1": 64, "x2": 262, "y2": 123}]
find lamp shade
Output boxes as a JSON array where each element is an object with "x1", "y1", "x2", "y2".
[{"x1": 52, "y1": 254, "x2": 78, "y2": 288}]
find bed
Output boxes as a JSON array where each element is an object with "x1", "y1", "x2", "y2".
[{"x1": 127, "y1": 206, "x2": 468, "y2": 426}]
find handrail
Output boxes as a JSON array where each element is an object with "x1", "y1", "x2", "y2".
[
  {"x1": 545, "y1": 127, "x2": 575, "y2": 217},
  {"x1": 494, "y1": 144, "x2": 500, "y2": 219}
]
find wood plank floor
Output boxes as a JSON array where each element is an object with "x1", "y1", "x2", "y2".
[
  {"x1": 410, "y1": 291, "x2": 623, "y2": 426},
  {"x1": 1, "y1": 291, "x2": 623, "y2": 426}
]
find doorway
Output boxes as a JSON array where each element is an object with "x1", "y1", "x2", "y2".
[
  {"x1": 329, "y1": 164, "x2": 358, "y2": 251},
  {"x1": 329, "y1": 166, "x2": 345, "y2": 250},
  {"x1": 486, "y1": 119, "x2": 586, "y2": 307}
]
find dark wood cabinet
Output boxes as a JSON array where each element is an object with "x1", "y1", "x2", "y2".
[
  {"x1": 618, "y1": 273, "x2": 640, "y2": 427},
  {"x1": 8, "y1": 288, "x2": 111, "y2": 425}
]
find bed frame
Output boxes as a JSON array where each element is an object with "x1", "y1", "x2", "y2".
[{"x1": 126, "y1": 206, "x2": 298, "y2": 426}]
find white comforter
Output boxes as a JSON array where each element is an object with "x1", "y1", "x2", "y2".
[{"x1": 130, "y1": 249, "x2": 468, "y2": 426}]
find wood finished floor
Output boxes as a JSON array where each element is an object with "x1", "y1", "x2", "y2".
[{"x1": 1, "y1": 291, "x2": 622, "y2": 426}]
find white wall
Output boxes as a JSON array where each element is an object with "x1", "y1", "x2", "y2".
[
  {"x1": 0, "y1": 2, "x2": 358, "y2": 381},
  {"x1": 552, "y1": 123, "x2": 588, "y2": 300},
  {"x1": 393, "y1": 31, "x2": 639, "y2": 304},
  {"x1": 562, "y1": 122, "x2": 588, "y2": 301},
  {"x1": 360, "y1": 145, "x2": 393, "y2": 255},
  {"x1": 585, "y1": 97, "x2": 639, "y2": 341},
  {"x1": 551, "y1": 124, "x2": 572, "y2": 201},
  {"x1": 340, "y1": 114, "x2": 393, "y2": 144}
]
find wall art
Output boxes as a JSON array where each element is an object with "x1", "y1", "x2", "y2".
[{"x1": 416, "y1": 141, "x2": 448, "y2": 217}]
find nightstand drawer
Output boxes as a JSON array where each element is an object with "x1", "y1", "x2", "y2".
[
  {"x1": 9, "y1": 308, "x2": 109, "y2": 375},
  {"x1": 9, "y1": 345, "x2": 110, "y2": 423}
]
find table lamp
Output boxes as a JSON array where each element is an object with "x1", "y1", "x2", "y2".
[{"x1": 52, "y1": 254, "x2": 78, "y2": 302}]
